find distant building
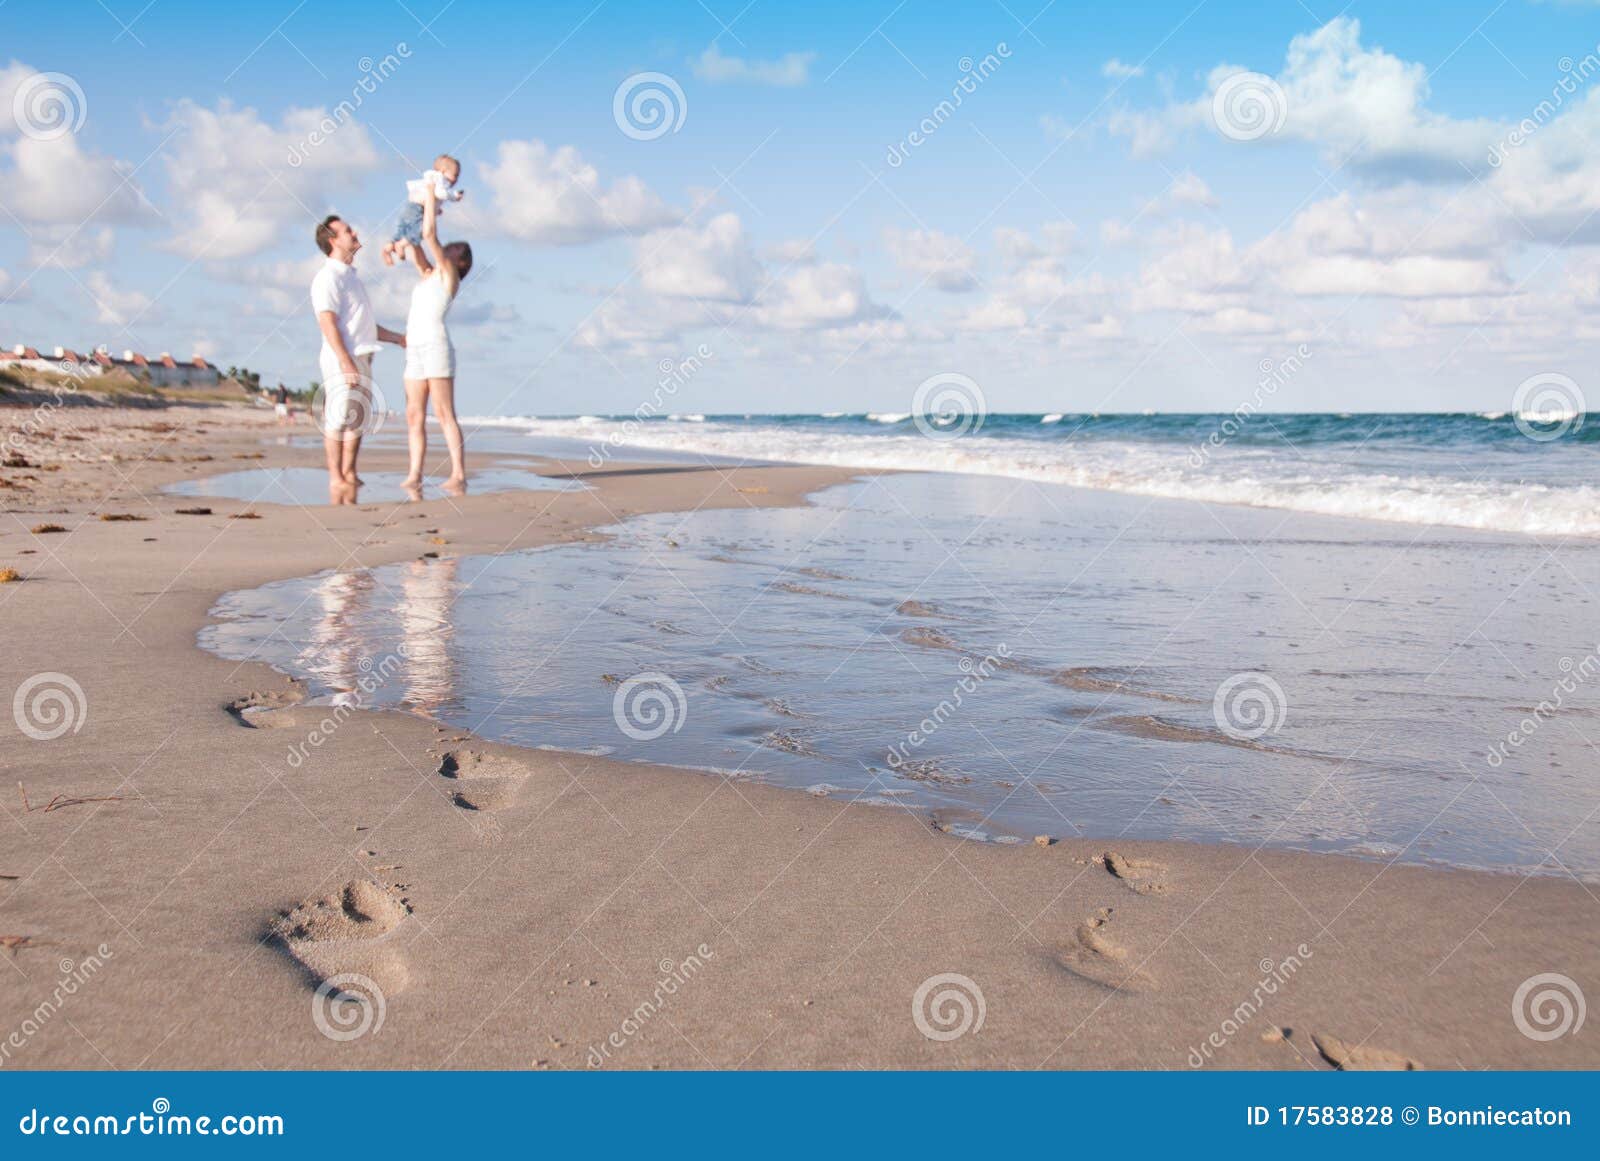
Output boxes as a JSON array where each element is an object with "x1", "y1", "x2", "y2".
[{"x1": 0, "y1": 343, "x2": 221, "y2": 387}]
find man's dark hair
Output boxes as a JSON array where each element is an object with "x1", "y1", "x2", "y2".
[{"x1": 315, "y1": 215, "x2": 342, "y2": 256}]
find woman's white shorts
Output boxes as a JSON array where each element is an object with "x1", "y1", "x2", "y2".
[{"x1": 404, "y1": 338, "x2": 455, "y2": 380}]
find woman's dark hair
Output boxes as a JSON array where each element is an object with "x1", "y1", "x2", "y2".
[{"x1": 443, "y1": 241, "x2": 473, "y2": 281}]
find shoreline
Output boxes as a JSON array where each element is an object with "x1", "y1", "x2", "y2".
[{"x1": 1, "y1": 405, "x2": 1596, "y2": 1069}]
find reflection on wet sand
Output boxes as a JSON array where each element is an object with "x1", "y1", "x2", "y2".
[
  {"x1": 397, "y1": 557, "x2": 460, "y2": 716},
  {"x1": 296, "y1": 559, "x2": 462, "y2": 716}
]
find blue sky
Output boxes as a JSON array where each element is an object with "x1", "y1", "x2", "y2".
[{"x1": 5, "y1": 0, "x2": 1600, "y2": 415}]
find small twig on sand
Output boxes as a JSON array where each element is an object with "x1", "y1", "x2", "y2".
[
  {"x1": 17, "y1": 782, "x2": 124, "y2": 813},
  {"x1": 0, "y1": 934, "x2": 48, "y2": 955}
]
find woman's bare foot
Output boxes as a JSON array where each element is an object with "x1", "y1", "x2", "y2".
[
  {"x1": 442, "y1": 476, "x2": 467, "y2": 497},
  {"x1": 401, "y1": 480, "x2": 423, "y2": 502}
]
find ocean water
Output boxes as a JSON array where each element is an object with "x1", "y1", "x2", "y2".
[
  {"x1": 201, "y1": 466, "x2": 1600, "y2": 880},
  {"x1": 461, "y1": 411, "x2": 1600, "y2": 537}
]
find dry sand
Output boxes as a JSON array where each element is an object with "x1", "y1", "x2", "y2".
[{"x1": 1, "y1": 403, "x2": 1596, "y2": 1070}]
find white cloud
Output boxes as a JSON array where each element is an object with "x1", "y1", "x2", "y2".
[
  {"x1": 693, "y1": 45, "x2": 816, "y2": 87},
  {"x1": 27, "y1": 225, "x2": 115, "y2": 269},
  {"x1": 84, "y1": 270, "x2": 156, "y2": 327},
  {"x1": 1166, "y1": 170, "x2": 1216, "y2": 208},
  {"x1": 577, "y1": 215, "x2": 889, "y2": 349},
  {"x1": 1252, "y1": 193, "x2": 1509, "y2": 298},
  {"x1": 481, "y1": 139, "x2": 677, "y2": 246},
  {"x1": 993, "y1": 222, "x2": 1076, "y2": 268},
  {"x1": 1109, "y1": 18, "x2": 1502, "y2": 182},
  {"x1": 885, "y1": 228, "x2": 978, "y2": 292},
  {"x1": 159, "y1": 99, "x2": 381, "y2": 260},
  {"x1": 638, "y1": 213, "x2": 763, "y2": 301},
  {"x1": 754, "y1": 262, "x2": 891, "y2": 330},
  {"x1": 0, "y1": 65, "x2": 153, "y2": 227},
  {"x1": 1102, "y1": 58, "x2": 1145, "y2": 80}
]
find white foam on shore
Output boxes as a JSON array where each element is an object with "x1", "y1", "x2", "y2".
[{"x1": 460, "y1": 416, "x2": 1600, "y2": 537}]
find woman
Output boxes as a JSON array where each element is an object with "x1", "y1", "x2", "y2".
[{"x1": 400, "y1": 185, "x2": 473, "y2": 496}]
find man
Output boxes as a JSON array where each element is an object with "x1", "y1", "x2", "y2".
[{"x1": 310, "y1": 214, "x2": 404, "y2": 503}]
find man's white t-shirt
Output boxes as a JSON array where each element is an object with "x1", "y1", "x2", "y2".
[{"x1": 309, "y1": 256, "x2": 379, "y2": 358}]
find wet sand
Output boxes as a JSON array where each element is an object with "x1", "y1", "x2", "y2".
[{"x1": 0, "y1": 404, "x2": 1596, "y2": 1069}]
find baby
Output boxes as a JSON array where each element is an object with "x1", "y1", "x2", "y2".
[{"x1": 381, "y1": 154, "x2": 465, "y2": 265}]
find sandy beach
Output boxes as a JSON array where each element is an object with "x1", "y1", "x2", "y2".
[{"x1": 1, "y1": 401, "x2": 1596, "y2": 1071}]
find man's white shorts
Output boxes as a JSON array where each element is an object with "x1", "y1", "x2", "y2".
[{"x1": 317, "y1": 350, "x2": 375, "y2": 438}]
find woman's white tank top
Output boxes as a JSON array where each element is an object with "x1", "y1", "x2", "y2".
[{"x1": 406, "y1": 270, "x2": 453, "y2": 346}]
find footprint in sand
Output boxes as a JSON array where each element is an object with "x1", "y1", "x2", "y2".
[
  {"x1": 226, "y1": 687, "x2": 304, "y2": 729},
  {"x1": 268, "y1": 879, "x2": 412, "y2": 1004},
  {"x1": 437, "y1": 749, "x2": 530, "y2": 813},
  {"x1": 1101, "y1": 850, "x2": 1169, "y2": 895},
  {"x1": 1055, "y1": 907, "x2": 1157, "y2": 993},
  {"x1": 1311, "y1": 1030, "x2": 1422, "y2": 1071}
]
